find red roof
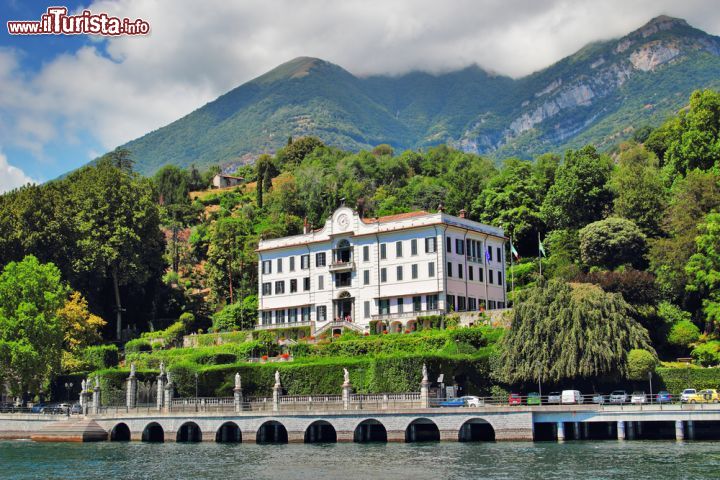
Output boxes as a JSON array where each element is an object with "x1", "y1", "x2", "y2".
[{"x1": 360, "y1": 211, "x2": 430, "y2": 224}]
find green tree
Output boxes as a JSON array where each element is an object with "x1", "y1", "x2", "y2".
[
  {"x1": 627, "y1": 349, "x2": 657, "y2": 381},
  {"x1": 277, "y1": 136, "x2": 324, "y2": 167},
  {"x1": 541, "y1": 145, "x2": 613, "y2": 230},
  {"x1": 578, "y1": 217, "x2": 647, "y2": 269},
  {"x1": 206, "y1": 215, "x2": 256, "y2": 306},
  {"x1": 211, "y1": 295, "x2": 258, "y2": 331},
  {"x1": 154, "y1": 165, "x2": 195, "y2": 272},
  {"x1": 0, "y1": 256, "x2": 69, "y2": 396},
  {"x1": 67, "y1": 158, "x2": 164, "y2": 339},
  {"x1": 667, "y1": 320, "x2": 700, "y2": 348},
  {"x1": 499, "y1": 279, "x2": 653, "y2": 383},
  {"x1": 686, "y1": 212, "x2": 720, "y2": 333}
]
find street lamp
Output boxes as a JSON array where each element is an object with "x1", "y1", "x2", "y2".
[
  {"x1": 64, "y1": 382, "x2": 73, "y2": 416},
  {"x1": 535, "y1": 361, "x2": 542, "y2": 401},
  {"x1": 195, "y1": 372, "x2": 199, "y2": 412},
  {"x1": 648, "y1": 371, "x2": 653, "y2": 404}
]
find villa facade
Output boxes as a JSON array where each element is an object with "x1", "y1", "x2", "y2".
[{"x1": 256, "y1": 206, "x2": 507, "y2": 335}]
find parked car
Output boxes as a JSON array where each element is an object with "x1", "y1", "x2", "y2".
[
  {"x1": 630, "y1": 391, "x2": 647, "y2": 404},
  {"x1": 0, "y1": 402, "x2": 15, "y2": 413},
  {"x1": 547, "y1": 392, "x2": 562, "y2": 404},
  {"x1": 561, "y1": 390, "x2": 584, "y2": 404},
  {"x1": 439, "y1": 396, "x2": 482, "y2": 407},
  {"x1": 592, "y1": 393, "x2": 606, "y2": 404},
  {"x1": 527, "y1": 392, "x2": 541, "y2": 405},
  {"x1": 508, "y1": 393, "x2": 522, "y2": 405},
  {"x1": 656, "y1": 391, "x2": 672, "y2": 403},
  {"x1": 70, "y1": 403, "x2": 82, "y2": 414},
  {"x1": 687, "y1": 389, "x2": 720, "y2": 404},
  {"x1": 680, "y1": 389, "x2": 697, "y2": 403},
  {"x1": 609, "y1": 390, "x2": 629, "y2": 404},
  {"x1": 30, "y1": 403, "x2": 47, "y2": 414}
]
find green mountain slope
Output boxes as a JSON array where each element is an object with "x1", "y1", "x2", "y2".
[{"x1": 119, "y1": 16, "x2": 720, "y2": 175}]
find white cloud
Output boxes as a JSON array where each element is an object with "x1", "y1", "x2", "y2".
[
  {"x1": 2, "y1": 0, "x2": 720, "y2": 170},
  {"x1": 0, "y1": 151, "x2": 36, "y2": 193}
]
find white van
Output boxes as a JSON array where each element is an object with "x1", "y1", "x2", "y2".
[{"x1": 561, "y1": 390, "x2": 584, "y2": 404}]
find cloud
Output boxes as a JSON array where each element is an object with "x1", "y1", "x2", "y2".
[
  {"x1": 0, "y1": 150, "x2": 36, "y2": 193},
  {"x1": 1, "y1": 0, "x2": 720, "y2": 175}
]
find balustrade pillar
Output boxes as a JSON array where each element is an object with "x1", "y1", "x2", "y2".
[{"x1": 126, "y1": 364, "x2": 137, "y2": 409}]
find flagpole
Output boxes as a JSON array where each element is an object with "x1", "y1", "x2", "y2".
[
  {"x1": 538, "y1": 231, "x2": 542, "y2": 277},
  {"x1": 509, "y1": 237, "x2": 515, "y2": 300}
]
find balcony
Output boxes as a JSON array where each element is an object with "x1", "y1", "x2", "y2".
[
  {"x1": 329, "y1": 260, "x2": 355, "y2": 272},
  {"x1": 330, "y1": 246, "x2": 354, "y2": 272},
  {"x1": 255, "y1": 320, "x2": 312, "y2": 330},
  {"x1": 371, "y1": 309, "x2": 444, "y2": 322}
]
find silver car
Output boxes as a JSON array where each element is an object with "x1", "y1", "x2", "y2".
[
  {"x1": 547, "y1": 392, "x2": 561, "y2": 404},
  {"x1": 609, "y1": 390, "x2": 628, "y2": 403}
]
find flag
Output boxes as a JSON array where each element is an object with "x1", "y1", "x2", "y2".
[
  {"x1": 539, "y1": 238, "x2": 546, "y2": 257},
  {"x1": 485, "y1": 249, "x2": 491, "y2": 262},
  {"x1": 510, "y1": 242, "x2": 520, "y2": 260}
]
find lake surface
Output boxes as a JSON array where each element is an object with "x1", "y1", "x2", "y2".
[{"x1": 1, "y1": 440, "x2": 718, "y2": 479}]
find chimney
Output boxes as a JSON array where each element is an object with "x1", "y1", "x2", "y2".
[
  {"x1": 303, "y1": 217, "x2": 310, "y2": 234},
  {"x1": 459, "y1": 209, "x2": 466, "y2": 219}
]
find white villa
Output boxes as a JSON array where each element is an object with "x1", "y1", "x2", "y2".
[{"x1": 256, "y1": 206, "x2": 507, "y2": 336}]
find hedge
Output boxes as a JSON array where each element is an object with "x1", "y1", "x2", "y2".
[
  {"x1": 656, "y1": 366, "x2": 720, "y2": 393},
  {"x1": 125, "y1": 338, "x2": 152, "y2": 353},
  {"x1": 79, "y1": 345, "x2": 119, "y2": 370}
]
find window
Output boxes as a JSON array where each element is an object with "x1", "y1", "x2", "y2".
[
  {"x1": 447, "y1": 294, "x2": 456, "y2": 312},
  {"x1": 498, "y1": 271, "x2": 503, "y2": 286},
  {"x1": 497, "y1": 247, "x2": 501, "y2": 263},
  {"x1": 487, "y1": 246, "x2": 493, "y2": 262},
  {"x1": 456, "y1": 239, "x2": 464, "y2": 255},
  {"x1": 397, "y1": 297, "x2": 404, "y2": 313},
  {"x1": 458, "y1": 296, "x2": 466, "y2": 311},
  {"x1": 411, "y1": 239, "x2": 418, "y2": 255},
  {"x1": 396, "y1": 265, "x2": 403, "y2": 281},
  {"x1": 302, "y1": 307, "x2": 311, "y2": 322},
  {"x1": 318, "y1": 275, "x2": 324, "y2": 290},
  {"x1": 316, "y1": 252, "x2": 326, "y2": 267},
  {"x1": 425, "y1": 237, "x2": 437, "y2": 253},
  {"x1": 363, "y1": 269, "x2": 370, "y2": 285},
  {"x1": 498, "y1": 301, "x2": 505, "y2": 309},
  {"x1": 396, "y1": 241, "x2": 403, "y2": 258},
  {"x1": 290, "y1": 279, "x2": 297, "y2": 293},
  {"x1": 428, "y1": 262, "x2": 435, "y2": 277},
  {"x1": 413, "y1": 296, "x2": 422, "y2": 312},
  {"x1": 261, "y1": 311, "x2": 271, "y2": 325},
  {"x1": 289, "y1": 308, "x2": 297, "y2": 323},
  {"x1": 466, "y1": 239, "x2": 471, "y2": 258},
  {"x1": 379, "y1": 299, "x2": 390, "y2": 315},
  {"x1": 262, "y1": 260, "x2": 272, "y2": 275},
  {"x1": 468, "y1": 265, "x2": 474, "y2": 281},
  {"x1": 316, "y1": 305, "x2": 327, "y2": 322},
  {"x1": 411, "y1": 264, "x2": 418, "y2": 279},
  {"x1": 488, "y1": 269, "x2": 494, "y2": 284},
  {"x1": 479, "y1": 268, "x2": 484, "y2": 283},
  {"x1": 363, "y1": 245, "x2": 370, "y2": 262},
  {"x1": 303, "y1": 277, "x2": 310, "y2": 291},
  {"x1": 380, "y1": 268, "x2": 387, "y2": 283},
  {"x1": 275, "y1": 280, "x2": 285, "y2": 294},
  {"x1": 262, "y1": 282, "x2": 271, "y2": 295},
  {"x1": 289, "y1": 256, "x2": 295, "y2": 271},
  {"x1": 489, "y1": 300, "x2": 497, "y2": 310},
  {"x1": 335, "y1": 272, "x2": 351, "y2": 287},
  {"x1": 277, "y1": 258, "x2": 283, "y2": 273},
  {"x1": 276, "y1": 309, "x2": 286, "y2": 324},
  {"x1": 427, "y1": 294, "x2": 438, "y2": 310},
  {"x1": 447, "y1": 262, "x2": 453, "y2": 277},
  {"x1": 364, "y1": 301, "x2": 371, "y2": 319},
  {"x1": 446, "y1": 236, "x2": 452, "y2": 253},
  {"x1": 380, "y1": 243, "x2": 387, "y2": 259},
  {"x1": 471, "y1": 240, "x2": 477, "y2": 259},
  {"x1": 458, "y1": 263, "x2": 463, "y2": 279},
  {"x1": 469, "y1": 298, "x2": 477, "y2": 311},
  {"x1": 301, "y1": 254, "x2": 310, "y2": 269}
]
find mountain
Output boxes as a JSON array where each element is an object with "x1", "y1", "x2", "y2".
[{"x1": 121, "y1": 16, "x2": 720, "y2": 175}]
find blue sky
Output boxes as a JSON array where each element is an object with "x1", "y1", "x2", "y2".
[{"x1": 1, "y1": 0, "x2": 719, "y2": 192}]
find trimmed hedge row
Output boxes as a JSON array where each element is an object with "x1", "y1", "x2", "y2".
[
  {"x1": 79, "y1": 345, "x2": 119, "y2": 370},
  {"x1": 656, "y1": 366, "x2": 720, "y2": 393}
]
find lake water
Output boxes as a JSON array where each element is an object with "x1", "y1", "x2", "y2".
[{"x1": 1, "y1": 440, "x2": 718, "y2": 479}]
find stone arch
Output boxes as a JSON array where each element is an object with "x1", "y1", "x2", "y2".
[
  {"x1": 389, "y1": 321, "x2": 402, "y2": 333},
  {"x1": 459, "y1": 418, "x2": 495, "y2": 442},
  {"x1": 110, "y1": 422, "x2": 130, "y2": 442},
  {"x1": 216, "y1": 421, "x2": 242, "y2": 443},
  {"x1": 142, "y1": 422, "x2": 164, "y2": 443},
  {"x1": 257, "y1": 420, "x2": 288, "y2": 444},
  {"x1": 354, "y1": 418, "x2": 388, "y2": 443},
  {"x1": 405, "y1": 418, "x2": 440, "y2": 442},
  {"x1": 177, "y1": 421, "x2": 202, "y2": 442},
  {"x1": 305, "y1": 420, "x2": 337, "y2": 443},
  {"x1": 406, "y1": 319, "x2": 417, "y2": 332}
]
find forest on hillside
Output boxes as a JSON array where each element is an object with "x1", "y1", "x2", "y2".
[{"x1": 2, "y1": 89, "x2": 720, "y2": 397}]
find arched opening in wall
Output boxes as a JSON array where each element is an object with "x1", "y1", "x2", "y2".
[
  {"x1": 110, "y1": 423, "x2": 131, "y2": 442},
  {"x1": 533, "y1": 422, "x2": 557, "y2": 441},
  {"x1": 693, "y1": 421, "x2": 720, "y2": 440},
  {"x1": 216, "y1": 422, "x2": 241, "y2": 443},
  {"x1": 257, "y1": 421, "x2": 288, "y2": 444},
  {"x1": 141, "y1": 422, "x2": 164, "y2": 443},
  {"x1": 406, "y1": 320, "x2": 417, "y2": 332},
  {"x1": 304, "y1": 420, "x2": 337, "y2": 443},
  {"x1": 375, "y1": 322, "x2": 386, "y2": 334},
  {"x1": 177, "y1": 422, "x2": 202, "y2": 443},
  {"x1": 405, "y1": 418, "x2": 440, "y2": 442},
  {"x1": 628, "y1": 421, "x2": 676, "y2": 440},
  {"x1": 459, "y1": 419, "x2": 495, "y2": 442},
  {"x1": 354, "y1": 419, "x2": 388, "y2": 443},
  {"x1": 332, "y1": 328, "x2": 343, "y2": 336},
  {"x1": 390, "y1": 321, "x2": 402, "y2": 334}
]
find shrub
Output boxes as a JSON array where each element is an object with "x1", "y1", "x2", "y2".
[
  {"x1": 450, "y1": 328, "x2": 487, "y2": 349},
  {"x1": 627, "y1": 348, "x2": 657, "y2": 380},
  {"x1": 657, "y1": 366, "x2": 720, "y2": 393},
  {"x1": 78, "y1": 345, "x2": 119, "y2": 371},
  {"x1": 125, "y1": 338, "x2": 151, "y2": 353},
  {"x1": 668, "y1": 320, "x2": 701, "y2": 348},
  {"x1": 691, "y1": 341, "x2": 720, "y2": 366},
  {"x1": 212, "y1": 296, "x2": 258, "y2": 331},
  {"x1": 578, "y1": 217, "x2": 647, "y2": 269},
  {"x1": 164, "y1": 321, "x2": 187, "y2": 347}
]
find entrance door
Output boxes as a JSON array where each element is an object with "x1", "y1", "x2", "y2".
[{"x1": 335, "y1": 299, "x2": 354, "y2": 322}]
